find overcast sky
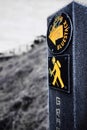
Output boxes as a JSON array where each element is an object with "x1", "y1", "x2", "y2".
[{"x1": 0, "y1": 0, "x2": 86, "y2": 52}]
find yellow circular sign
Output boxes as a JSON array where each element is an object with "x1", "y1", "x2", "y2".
[{"x1": 47, "y1": 13, "x2": 72, "y2": 54}]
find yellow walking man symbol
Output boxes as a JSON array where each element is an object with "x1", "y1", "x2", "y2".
[{"x1": 49, "y1": 57, "x2": 64, "y2": 88}]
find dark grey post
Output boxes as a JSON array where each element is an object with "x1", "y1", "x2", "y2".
[{"x1": 47, "y1": 2, "x2": 87, "y2": 130}]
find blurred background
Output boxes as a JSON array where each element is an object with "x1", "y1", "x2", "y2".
[{"x1": 0, "y1": 0, "x2": 85, "y2": 53}]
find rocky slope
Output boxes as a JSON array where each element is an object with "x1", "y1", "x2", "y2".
[{"x1": 0, "y1": 36, "x2": 48, "y2": 130}]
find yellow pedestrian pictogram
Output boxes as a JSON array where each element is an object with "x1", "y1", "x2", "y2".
[{"x1": 49, "y1": 57, "x2": 64, "y2": 88}]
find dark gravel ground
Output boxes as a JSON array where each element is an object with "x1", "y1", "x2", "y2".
[{"x1": 0, "y1": 36, "x2": 49, "y2": 130}]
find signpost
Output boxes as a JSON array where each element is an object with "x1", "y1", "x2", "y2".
[{"x1": 47, "y1": 2, "x2": 87, "y2": 130}]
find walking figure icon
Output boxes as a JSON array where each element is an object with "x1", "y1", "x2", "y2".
[
  {"x1": 49, "y1": 56, "x2": 64, "y2": 88},
  {"x1": 48, "y1": 55, "x2": 70, "y2": 93}
]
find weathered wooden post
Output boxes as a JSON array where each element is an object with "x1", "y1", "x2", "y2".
[{"x1": 47, "y1": 2, "x2": 87, "y2": 130}]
